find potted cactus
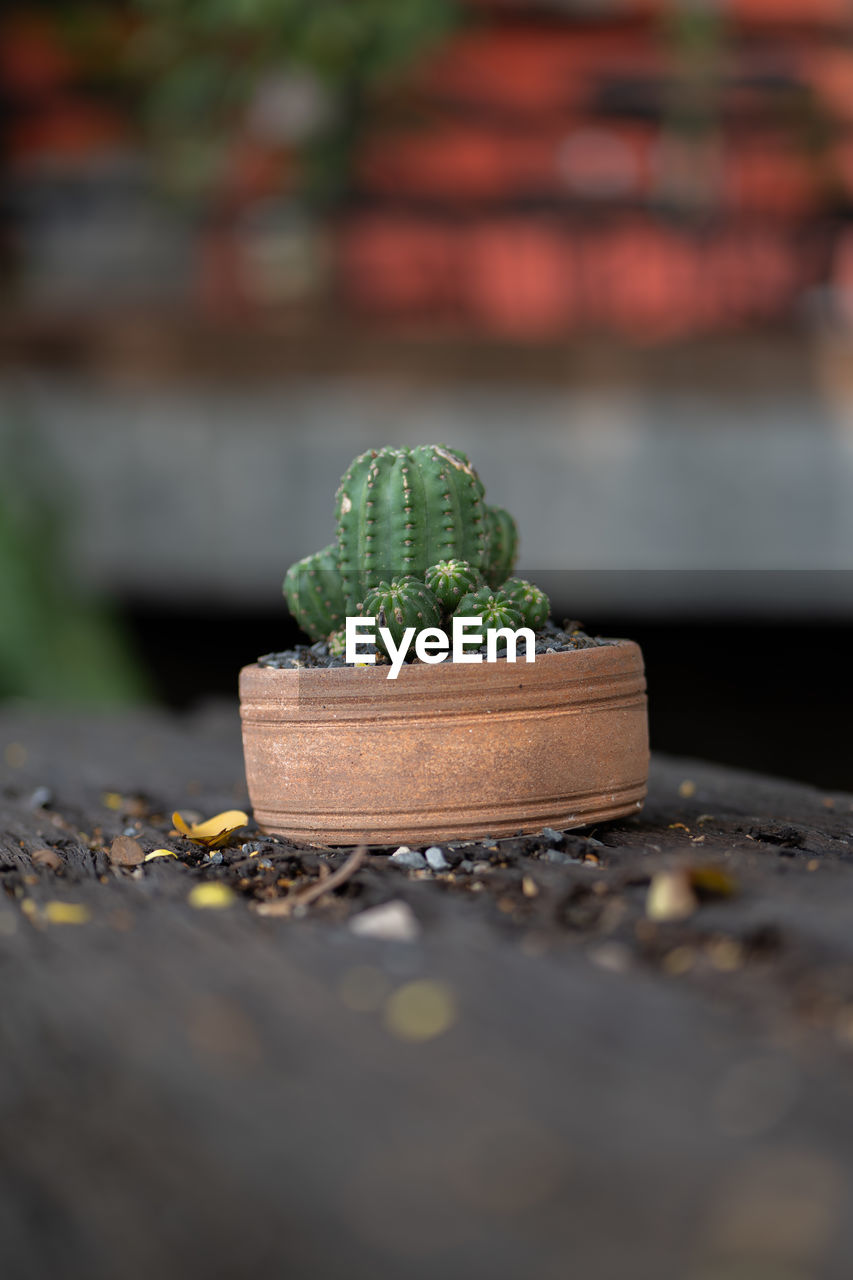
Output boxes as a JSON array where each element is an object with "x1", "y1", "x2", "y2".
[{"x1": 239, "y1": 445, "x2": 648, "y2": 845}]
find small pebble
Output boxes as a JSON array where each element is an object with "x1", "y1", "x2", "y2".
[
  {"x1": 544, "y1": 848, "x2": 572, "y2": 865},
  {"x1": 390, "y1": 847, "x2": 428, "y2": 870},
  {"x1": 241, "y1": 842, "x2": 264, "y2": 855},
  {"x1": 31, "y1": 847, "x2": 62, "y2": 871},
  {"x1": 349, "y1": 900, "x2": 420, "y2": 942},
  {"x1": 107, "y1": 836, "x2": 146, "y2": 867},
  {"x1": 27, "y1": 786, "x2": 52, "y2": 810},
  {"x1": 646, "y1": 869, "x2": 697, "y2": 922},
  {"x1": 457, "y1": 859, "x2": 474, "y2": 873},
  {"x1": 540, "y1": 827, "x2": 563, "y2": 845},
  {"x1": 208, "y1": 851, "x2": 224, "y2": 866},
  {"x1": 122, "y1": 826, "x2": 138, "y2": 837},
  {"x1": 424, "y1": 846, "x2": 449, "y2": 871}
]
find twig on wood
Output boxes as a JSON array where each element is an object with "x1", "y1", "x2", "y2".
[{"x1": 255, "y1": 845, "x2": 368, "y2": 917}]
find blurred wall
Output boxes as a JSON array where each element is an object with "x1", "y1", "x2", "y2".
[{"x1": 5, "y1": 359, "x2": 853, "y2": 615}]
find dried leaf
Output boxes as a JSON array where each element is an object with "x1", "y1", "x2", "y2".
[
  {"x1": 44, "y1": 901, "x2": 91, "y2": 925},
  {"x1": 144, "y1": 848, "x2": 178, "y2": 862},
  {"x1": 173, "y1": 810, "x2": 249, "y2": 848},
  {"x1": 689, "y1": 866, "x2": 737, "y2": 898}
]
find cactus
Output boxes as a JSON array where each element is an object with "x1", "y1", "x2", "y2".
[
  {"x1": 424, "y1": 559, "x2": 484, "y2": 613},
  {"x1": 327, "y1": 628, "x2": 347, "y2": 657},
  {"x1": 483, "y1": 505, "x2": 518, "y2": 588},
  {"x1": 283, "y1": 544, "x2": 347, "y2": 641},
  {"x1": 335, "y1": 445, "x2": 488, "y2": 607},
  {"x1": 501, "y1": 578, "x2": 550, "y2": 629},
  {"x1": 361, "y1": 577, "x2": 443, "y2": 657},
  {"x1": 454, "y1": 586, "x2": 523, "y2": 633}
]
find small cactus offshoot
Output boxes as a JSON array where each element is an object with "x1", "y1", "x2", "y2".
[
  {"x1": 327, "y1": 629, "x2": 348, "y2": 658},
  {"x1": 283, "y1": 544, "x2": 347, "y2": 642},
  {"x1": 361, "y1": 577, "x2": 443, "y2": 658},
  {"x1": 454, "y1": 586, "x2": 524, "y2": 632},
  {"x1": 424, "y1": 559, "x2": 484, "y2": 612},
  {"x1": 501, "y1": 578, "x2": 550, "y2": 629}
]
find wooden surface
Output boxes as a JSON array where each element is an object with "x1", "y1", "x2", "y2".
[{"x1": 3, "y1": 701, "x2": 853, "y2": 1279}]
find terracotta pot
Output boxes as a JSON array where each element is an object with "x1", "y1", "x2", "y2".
[{"x1": 239, "y1": 640, "x2": 648, "y2": 846}]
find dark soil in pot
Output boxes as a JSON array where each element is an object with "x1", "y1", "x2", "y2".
[{"x1": 258, "y1": 618, "x2": 618, "y2": 670}]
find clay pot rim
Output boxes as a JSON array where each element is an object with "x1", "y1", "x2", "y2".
[{"x1": 241, "y1": 638, "x2": 639, "y2": 686}]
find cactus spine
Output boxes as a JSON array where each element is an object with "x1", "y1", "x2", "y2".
[
  {"x1": 361, "y1": 577, "x2": 443, "y2": 658},
  {"x1": 424, "y1": 559, "x2": 484, "y2": 612},
  {"x1": 501, "y1": 578, "x2": 550, "y2": 629},
  {"x1": 283, "y1": 544, "x2": 347, "y2": 641},
  {"x1": 335, "y1": 446, "x2": 488, "y2": 607},
  {"x1": 484, "y1": 505, "x2": 519, "y2": 588}
]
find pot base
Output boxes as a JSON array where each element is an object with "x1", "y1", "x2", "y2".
[
  {"x1": 240, "y1": 641, "x2": 649, "y2": 847},
  {"x1": 250, "y1": 788, "x2": 646, "y2": 846}
]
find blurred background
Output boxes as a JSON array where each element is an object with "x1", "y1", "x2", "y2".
[{"x1": 2, "y1": 0, "x2": 853, "y2": 786}]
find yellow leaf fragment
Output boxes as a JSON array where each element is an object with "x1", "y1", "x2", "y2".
[
  {"x1": 173, "y1": 810, "x2": 249, "y2": 848},
  {"x1": 44, "y1": 901, "x2": 91, "y2": 926},
  {"x1": 102, "y1": 791, "x2": 123, "y2": 810},
  {"x1": 689, "y1": 866, "x2": 737, "y2": 898},
  {"x1": 188, "y1": 883, "x2": 236, "y2": 910},
  {"x1": 145, "y1": 849, "x2": 178, "y2": 862}
]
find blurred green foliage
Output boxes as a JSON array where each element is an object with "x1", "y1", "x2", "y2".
[
  {"x1": 122, "y1": 0, "x2": 460, "y2": 202},
  {"x1": 0, "y1": 422, "x2": 148, "y2": 705}
]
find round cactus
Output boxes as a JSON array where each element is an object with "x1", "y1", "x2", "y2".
[
  {"x1": 500, "y1": 578, "x2": 550, "y2": 629},
  {"x1": 484, "y1": 505, "x2": 519, "y2": 589},
  {"x1": 361, "y1": 577, "x2": 443, "y2": 658},
  {"x1": 283, "y1": 544, "x2": 347, "y2": 642},
  {"x1": 424, "y1": 559, "x2": 484, "y2": 613},
  {"x1": 335, "y1": 445, "x2": 488, "y2": 607},
  {"x1": 327, "y1": 628, "x2": 347, "y2": 658},
  {"x1": 454, "y1": 586, "x2": 523, "y2": 632}
]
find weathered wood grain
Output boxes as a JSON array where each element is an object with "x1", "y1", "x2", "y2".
[{"x1": 2, "y1": 703, "x2": 853, "y2": 1280}]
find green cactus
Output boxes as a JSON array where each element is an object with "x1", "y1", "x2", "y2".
[
  {"x1": 335, "y1": 445, "x2": 488, "y2": 607},
  {"x1": 283, "y1": 544, "x2": 347, "y2": 642},
  {"x1": 327, "y1": 628, "x2": 348, "y2": 657},
  {"x1": 361, "y1": 577, "x2": 442, "y2": 657},
  {"x1": 454, "y1": 586, "x2": 524, "y2": 632},
  {"x1": 484, "y1": 505, "x2": 519, "y2": 588},
  {"x1": 424, "y1": 559, "x2": 484, "y2": 613},
  {"x1": 501, "y1": 578, "x2": 550, "y2": 629}
]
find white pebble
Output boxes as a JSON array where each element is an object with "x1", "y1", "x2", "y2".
[
  {"x1": 349, "y1": 900, "x2": 420, "y2": 942},
  {"x1": 390, "y1": 847, "x2": 427, "y2": 870},
  {"x1": 424, "y1": 846, "x2": 449, "y2": 871}
]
